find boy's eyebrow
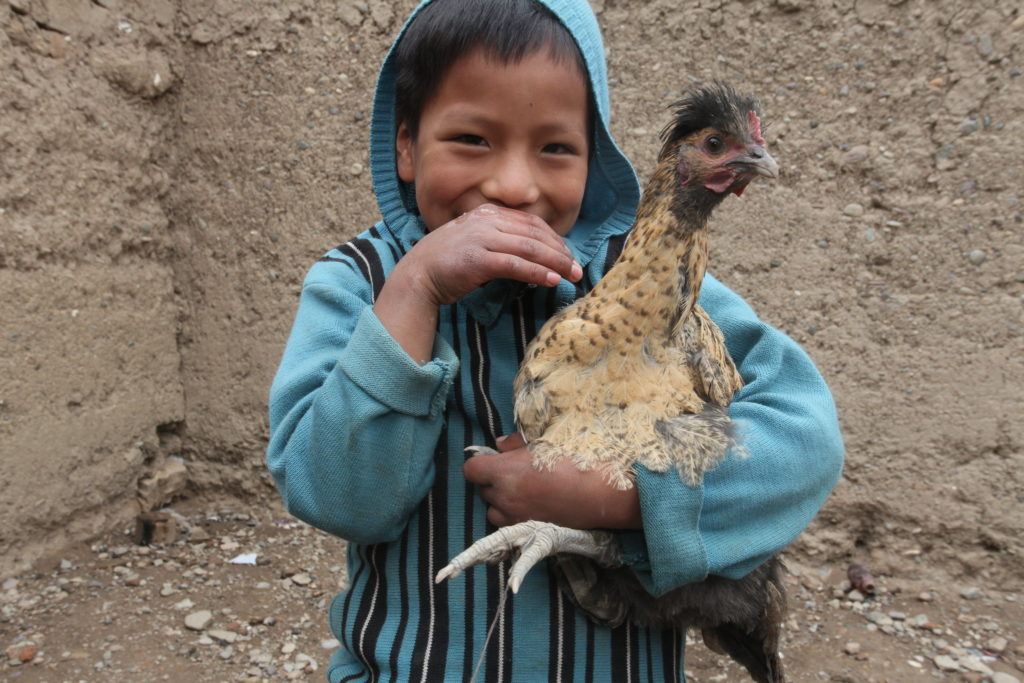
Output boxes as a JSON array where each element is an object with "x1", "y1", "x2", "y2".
[{"x1": 438, "y1": 109, "x2": 587, "y2": 139}]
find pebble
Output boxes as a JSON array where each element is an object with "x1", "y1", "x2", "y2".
[
  {"x1": 960, "y1": 586, "x2": 984, "y2": 600},
  {"x1": 281, "y1": 642, "x2": 296, "y2": 655},
  {"x1": 992, "y1": 673, "x2": 1021, "y2": 683},
  {"x1": 185, "y1": 610, "x2": 213, "y2": 631},
  {"x1": 866, "y1": 611, "x2": 893, "y2": 627},
  {"x1": 174, "y1": 598, "x2": 195, "y2": 610},
  {"x1": 349, "y1": 162, "x2": 364, "y2": 177},
  {"x1": 840, "y1": 145, "x2": 870, "y2": 167},
  {"x1": 290, "y1": 573, "x2": 312, "y2": 586},
  {"x1": 5, "y1": 642, "x2": 38, "y2": 664},
  {"x1": 842, "y1": 203, "x2": 864, "y2": 217},
  {"x1": 959, "y1": 655, "x2": 993, "y2": 675},
  {"x1": 967, "y1": 250, "x2": 987, "y2": 265},
  {"x1": 844, "y1": 641, "x2": 861, "y2": 655},
  {"x1": 321, "y1": 639, "x2": 341, "y2": 650},
  {"x1": 917, "y1": 591, "x2": 935, "y2": 602},
  {"x1": 208, "y1": 629, "x2": 238, "y2": 644},
  {"x1": 986, "y1": 636, "x2": 1008, "y2": 653},
  {"x1": 933, "y1": 654, "x2": 960, "y2": 672},
  {"x1": 847, "y1": 589, "x2": 865, "y2": 602}
]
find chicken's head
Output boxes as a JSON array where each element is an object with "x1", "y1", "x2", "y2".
[{"x1": 659, "y1": 82, "x2": 778, "y2": 206}]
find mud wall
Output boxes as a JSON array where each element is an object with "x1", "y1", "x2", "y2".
[{"x1": 1, "y1": 0, "x2": 1022, "y2": 584}]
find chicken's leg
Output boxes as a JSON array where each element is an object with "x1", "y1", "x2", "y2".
[{"x1": 436, "y1": 520, "x2": 622, "y2": 593}]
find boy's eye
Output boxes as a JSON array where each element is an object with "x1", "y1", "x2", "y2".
[
  {"x1": 543, "y1": 142, "x2": 577, "y2": 155},
  {"x1": 452, "y1": 134, "x2": 487, "y2": 147}
]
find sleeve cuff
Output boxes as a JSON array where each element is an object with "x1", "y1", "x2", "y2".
[
  {"x1": 338, "y1": 306, "x2": 458, "y2": 418},
  {"x1": 620, "y1": 464, "x2": 710, "y2": 596}
]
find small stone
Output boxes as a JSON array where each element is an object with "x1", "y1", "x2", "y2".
[
  {"x1": 160, "y1": 583, "x2": 176, "y2": 597},
  {"x1": 976, "y1": 35, "x2": 995, "y2": 60},
  {"x1": 959, "y1": 656, "x2": 993, "y2": 675},
  {"x1": 847, "y1": 589, "x2": 865, "y2": 602},
  {"x1": 843, "y1": 642, "x2": 861, "y2": 655},
  {"x1": 917, "y1": 591, "x2": 935, "y2": 602},
  {"x1": 296, "y1": 140, "x2": 311, "y2": 151},
  {"x1": 933, "y1": 654, "x2": 960, "y2": 672},
  {"x1": 842, "y1": 203, "x2": 865, "y2": 217},
  {"x1": 888, "y1": 611, "x2": 906, "y2": 621},
  {"x1": 185, "y1": 610, "x2": 214, "y2": 631},
  {"x1": 174, "y1": 598, "x2": 195, "y2": 611},
  {"x1": 2, "y1": 578, "x2": 17, "y2": 591},
  {"x1": 219, "y1": 645, "x2": 234, "y2": 660},
  {"x1": 840, "y1": 145, "x2": 870, "y2": 167},
  {"x1": 986, "y1": 636, "x2": 1008, "y2": 653},
  {"x1": 960, "y1": 117, "x2": 980, "y2": 135},
  {"x1": 209, "y1": 629, "x2": 238, "y2": 644},
  {"x1": 992, "y1": 673, "x2": 1021, "y2": 683},
  {"x1": 189, "y1": 527, "x2": 211, "y2": 543},
  {"x1": 290, "y1": 572, "x2": 312, "y2": 586},
  {"x1": 322, "y1": 638, "x2": 341, "y2": 649},
  {"x1": 960, "y1": 586, "x2": 984, "y2": 600},
  {"x1": 867, "y1": 611, "x2": 893, "y2": 627},
  {"x1": 5, "y1": 642, "x2": 38, "y2": 664},
  {"x1": 59, "y1": 559, "x2": 73, "y2": 571},
  {"x1": 349, "y1": 162, "x2": 364, "y2": 177},
  {"x1": 966, "y1": 250, "x2": 987, "y2": 265},
  {"x1": 281, "y1": 642, "x2": 296, "y2": 655}
]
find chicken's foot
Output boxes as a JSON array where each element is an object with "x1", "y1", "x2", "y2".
[{"x1": 435, "y1": 521, "x2": 621, "y2": 593}]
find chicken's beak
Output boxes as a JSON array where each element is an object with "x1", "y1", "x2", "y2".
[{"x1": 728, "y1": 145, "x2": 779, "y2": 180}]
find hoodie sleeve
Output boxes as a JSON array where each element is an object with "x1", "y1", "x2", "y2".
[
  {"x1": 266, "y1": 260, "x2": 458, "y2": 545},
  {"x1": 618, "y1": 274, "x2": 844, "y2": 596}
]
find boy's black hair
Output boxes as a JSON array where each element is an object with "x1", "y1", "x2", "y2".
[{"x1": 394, "y1": 0, "x2": 589, "y2": 139}]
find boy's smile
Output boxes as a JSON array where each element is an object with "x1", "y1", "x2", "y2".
[{"x1": 396, "y1": 48, "x2": 590, "y2": 237}]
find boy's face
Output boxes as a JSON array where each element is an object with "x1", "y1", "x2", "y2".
[{"x1": 397, "y1": 48, "x2": 590, "y2": 237}]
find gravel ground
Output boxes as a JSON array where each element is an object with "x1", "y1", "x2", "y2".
[{"x1": 2, "y1": 495, "x2": 1022, "y2": 683}]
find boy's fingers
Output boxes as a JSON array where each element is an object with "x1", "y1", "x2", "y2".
[
  {"x1": 486, "y1": 233, "x2": 579, "y2": 282},
  {"x1": 494, "y1": 214, "x2": 573, "y2": 259},
  {"x1": 483, "y1": 252, "x2": 563, "y2": 288}
]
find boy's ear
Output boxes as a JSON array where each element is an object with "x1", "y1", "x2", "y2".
[{"x1": 396, "y1": 122, "x2": 415, "y2": 183}]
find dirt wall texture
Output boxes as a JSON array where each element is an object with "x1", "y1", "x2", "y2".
[{"x1": 1, "y1": 0, "x2": 1021, "y2": 586}]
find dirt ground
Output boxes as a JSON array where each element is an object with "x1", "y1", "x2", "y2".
[
  {"x1": 1, "y1": 495, "x2": 1022, "y2": 682},
  {"x1": 1, "y1": 0, "x2": 1023, "y2": 680}
]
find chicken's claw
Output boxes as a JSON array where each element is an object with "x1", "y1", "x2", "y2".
[{"x1": 435, "y1": 521, "x2": 621, "y2": 593}]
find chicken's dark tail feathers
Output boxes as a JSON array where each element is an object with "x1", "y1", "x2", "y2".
[{"x1": 702, "y1": 623, "x2": 785, "y2": 683}]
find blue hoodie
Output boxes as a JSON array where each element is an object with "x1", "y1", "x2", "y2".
[{"x1": 267, "y1": 1, "x2": 844, "y2": 680}]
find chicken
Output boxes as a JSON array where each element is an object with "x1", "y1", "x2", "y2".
[{"x1": 436, "y1": 83, "x2": 785, "y2": 682}]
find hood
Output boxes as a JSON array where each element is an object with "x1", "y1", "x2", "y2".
[{"x1": 368, "y1": 0, "x2": 641, "y2": 321}]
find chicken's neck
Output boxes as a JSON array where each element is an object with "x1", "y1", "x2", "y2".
[{"x1": 595, "y1": 159, "x2": 717, "y2": 341}]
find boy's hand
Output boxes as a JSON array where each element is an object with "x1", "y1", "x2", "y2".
[
  {"x1": 396, "y1": 205, "x2": 583, "y2": 306},
  {"x1": 463, "y1": 433, "x2": 642, "y2": 531}
]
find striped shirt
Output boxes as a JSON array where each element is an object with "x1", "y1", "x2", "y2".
[{"x1": 267, "y1": 220, "x2": 844, "y2": 682}]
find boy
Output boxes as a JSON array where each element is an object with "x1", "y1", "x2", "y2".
[{"x1": 267, "y1": 0, "x2": 844, "y2": 681}]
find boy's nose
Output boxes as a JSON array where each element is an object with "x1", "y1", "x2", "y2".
[{"x1": 481, "y1": 155, "x2": 541, "y2": 209}]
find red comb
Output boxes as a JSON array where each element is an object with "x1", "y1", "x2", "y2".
[{"x1": 748, "y1": 111, "x2": 765, "y2": 146}]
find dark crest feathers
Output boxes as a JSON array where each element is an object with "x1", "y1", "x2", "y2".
[{"x1": 659, "y1": 81, "x2": 765, "y2": 161}]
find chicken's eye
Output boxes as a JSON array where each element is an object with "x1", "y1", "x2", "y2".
[{"x1": 704, "y1": 136, "x2": 724, "y2": 155}]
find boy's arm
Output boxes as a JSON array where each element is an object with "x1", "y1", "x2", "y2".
[
  {"x1": 266, "y1": 263, "x2": 458, "y2": 546},
  {"x1": 619, "y1": 273, "x2": 845, "y2": 596}
]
